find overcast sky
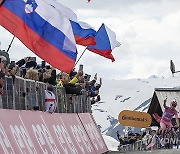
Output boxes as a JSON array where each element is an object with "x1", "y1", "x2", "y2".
[{"x1": 1, "y1": 0, "x2": 180, "y2": 80}]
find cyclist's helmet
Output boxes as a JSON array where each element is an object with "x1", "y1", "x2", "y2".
[{"x1": 171, "y1": 101, "x2": 177, "y2": 107}]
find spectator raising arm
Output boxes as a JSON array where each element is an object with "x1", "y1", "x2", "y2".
[
  {"x1": 69, "y1": 71, "x2": 83, "y2": 85},
  {"x1": 163, "y1": 97, "x2": 167, "y2": 108},
  {"x1": 16, "y1": 57, "x2": 29, "y2": 67},
  {"x1": 100, "y1": 77, "x2": 102, "y2": 85}
]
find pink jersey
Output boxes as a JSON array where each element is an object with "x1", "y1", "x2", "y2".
[{"x1": 161, "y1": 106, "x2": 178, "y2": 125}]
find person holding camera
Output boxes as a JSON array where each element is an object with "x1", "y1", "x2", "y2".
[
  {"x1": 16, "y1": 56, "x2": 30, "y2": 68},
  {"x1": 89, "y1": 74, "x2": 102, "y2": 104},
  {"x1": 15, "y1": 56, "x2": 37, "y2": 78}
]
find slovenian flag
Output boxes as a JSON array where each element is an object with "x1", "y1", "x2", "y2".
[
  {"x1": 87, "y1": 23, "x2": 120, "y2": 62},
  {"x1": 44, "y1": 0, "x2": 96, "y2": 46},
  {"x1": 70, "y1": 21, "x2": 96, "y2": 46},
  {"x1": 0, "y1": 0, "x2": 77, "y2": 73}
]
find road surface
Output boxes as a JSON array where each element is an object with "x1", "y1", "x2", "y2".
[{"x1": 107, "y1": 149, "x2": 180, "y2": 153}]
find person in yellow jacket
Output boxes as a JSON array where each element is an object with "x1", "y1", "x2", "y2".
[
  {"x1": 56, "y1": 71, "x2": 84, "y2": 95},
  {"x1": 56, "y1": 72, "x2": 64, "y2": 87}
]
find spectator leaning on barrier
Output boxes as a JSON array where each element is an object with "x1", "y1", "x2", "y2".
[
  {"x1": 69, "y1": 71, "x2": 77, "y2": 80},
  {"x1": 43, "y1": 65, "x2": 56, "y2": 86},
  {"x1": 56, "y1": 72, "x2": 64, "y2": 87},
  {"x1": 0, "y1": 51, "x2": 10, "y2": 107},
  {"x1": 7, "y1": 61, "x2": 18, "y2": 83},
  {"x1": 45, "y1": 85, "x2": 56, "y2": 113},
  {"x1": 0, "y1": 50, "x2": 10, "y2": 65},
  {"x1": 61, "y1": 71, "x2": 84, "y2": 95},
  {"x1": 25, "y1": 67, "x2": 39, "y2": 81},
  {"x1": 146, "y1": 130, "x2": 157, "y2": 150},
  {"x1": 0, "y1": 56, "x2": 6, "y2": 108},
  {"x1": 70, "y1": 71, "x2": 86, "y2": 89},
  {"x1": 0, "y1": 51, "x2": 10, "y2": 76}
]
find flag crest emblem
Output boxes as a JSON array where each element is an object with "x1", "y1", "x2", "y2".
[{"x1": 25, "y1": 0, "x2": 37, "y2": 14}]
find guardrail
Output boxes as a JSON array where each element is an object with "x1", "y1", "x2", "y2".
[
  {"x1": 0, "y1": 76, "x2": 91, "y2": 113},
  {"x1": 118, "y1": 140, "x2": 145, "y2": 152},
  {"x1": 118, "y1": 136, "x2": 180, "y2": 152}
]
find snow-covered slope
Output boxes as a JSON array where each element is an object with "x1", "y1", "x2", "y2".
[
  {"x1": 102, "y1": 134, "x2": 120, "y2": 151},
  {"x1": 91, "y1": 76, "x2": 180, "y2": 150}
]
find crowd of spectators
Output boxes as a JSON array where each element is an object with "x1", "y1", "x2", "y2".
[
  {"x1": 117, "y1": 127, "x2": 159, "y2": 151},
  {"x1": 116, "y1": 130, "x2": 143, "y2": 146},
  {"x1": 0, "y1": 50, "x2": 102, "y2": 106},
  {"x1": 117, "y1": 126, "x2": 180, "y2": 151}
]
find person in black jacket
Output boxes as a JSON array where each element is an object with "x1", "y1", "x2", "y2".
[
  {"x1": 16, "y1": 56, "x2": 30, "y2": 68},
  {"x1": 61, "y1": 71, "x2": 83, "y2": 95},
  {"x1": 43, "y1": 65, "x2": 56, "y2": 86}
]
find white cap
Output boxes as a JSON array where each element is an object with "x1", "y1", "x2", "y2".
[{"x1": 151, "y1": 126, "x2": 158, "y2": 131}]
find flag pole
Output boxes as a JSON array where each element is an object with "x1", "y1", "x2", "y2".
[
  {"x1": 0, "y1": 0, "x2": 5, "y2": 5},
  {"x1": 74, "y1": 47, "x2": 87, "y2": 67},
  {"x1": 6, "y1": 35, "x2": 15, "y2": 53}
]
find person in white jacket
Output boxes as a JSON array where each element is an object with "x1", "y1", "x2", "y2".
[{"x1": 45, "y1": 85, "x2": 56, "y2": 113}]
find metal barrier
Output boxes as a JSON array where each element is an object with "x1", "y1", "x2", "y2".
[
  {"x1": 118, "y1": 135, "x2": 180, "y2": 152},
  {"x1": 0, "y1": 76, "x2": 91, "y2": 113},
  {"x1": 118, "y1": 139, "x2": 146, "y2": 152},
  {"x1": 2, "y1": 77, "x2": 14, "y2": 109}
]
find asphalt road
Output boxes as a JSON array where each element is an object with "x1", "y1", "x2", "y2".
[{"x1": 106, "y1": 149, "x2": 180, "y2": 154}]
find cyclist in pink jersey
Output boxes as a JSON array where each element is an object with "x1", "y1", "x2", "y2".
[{"x1": 159, "y1": 98, "x2": 179, "y2": 136}]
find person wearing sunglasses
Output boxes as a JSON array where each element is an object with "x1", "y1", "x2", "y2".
[{"x1": 159, "y1": 98, "x2": 179, "y2": 138}]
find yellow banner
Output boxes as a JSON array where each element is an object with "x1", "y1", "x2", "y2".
[{"x1": 118, "y1": 110, "x2": 152, "y2": 128}]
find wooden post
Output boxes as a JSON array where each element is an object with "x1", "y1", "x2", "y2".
[{"x1": 0, "y1": 0, "x2": 4, "y2": 5}]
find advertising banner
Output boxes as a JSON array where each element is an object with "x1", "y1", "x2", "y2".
[
  {"x1": 78, "y1": 113, "x2": 108, "y2": 154},
  {"x1": 118, "y1": 110, "x2": 152, "y2": 128},
  {"x1": 0, "y1": 109, "x2": 108, "y2": 153}
]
